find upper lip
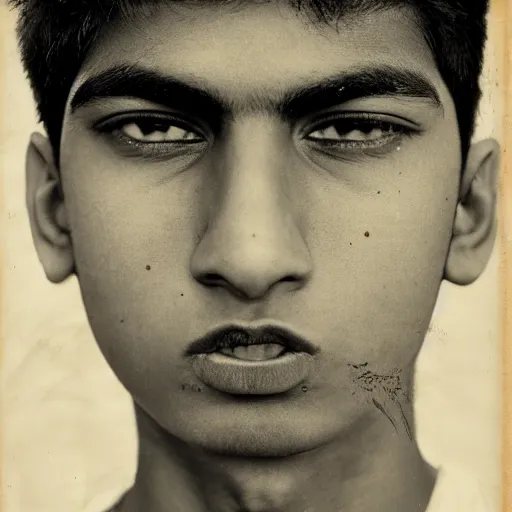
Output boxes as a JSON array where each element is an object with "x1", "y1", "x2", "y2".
[{"x1": 185, "y1": 325, "x2": 319, "y2": 356}]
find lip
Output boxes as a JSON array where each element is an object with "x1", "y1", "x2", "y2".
[
  {"x1": 186, "y1": 325, "x2": 318, "y2": 356},
  {"x1": 186, "y1": 325, "x2": 318, "y2": 395},
  {"x1": 190, "y1": 352, "x2": 314, "y2": 395}
]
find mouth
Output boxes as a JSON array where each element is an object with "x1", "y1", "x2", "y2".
[
  {"x1": 217, "y1": 343, "x2": 286, "y2": 361},
  {"x1": 186, "y1": 325, "x2": 318, "y2": 395}
]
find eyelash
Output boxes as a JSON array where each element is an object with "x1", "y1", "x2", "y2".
[
  {"x1": 93, "y1": 111, "x2": 417, "y2": 156},
  {"x1": 304, "y1": 112, "x2": 417, "y2": 149},
  {"x1": 94, "y1": 111, "x2": 207, "y2": 147}
]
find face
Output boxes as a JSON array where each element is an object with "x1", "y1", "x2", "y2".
[{"x1": 53, "y1": 4, "x2": 463, "y2": 455}]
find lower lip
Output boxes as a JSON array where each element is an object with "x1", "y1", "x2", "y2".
[{"x1": 190, "y1": 352, "x2": 314, "y2": 395}]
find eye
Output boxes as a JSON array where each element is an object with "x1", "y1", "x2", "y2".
[
  {"x1": 119, "y1": 121, "x2": 202, "y2": 142},
  {"x1": 93, "y1": 112, "x2": 209, "y2": 160},
  {"x1": 95, "y1": 112, "x2": 206, "y2": 145},
  {"x1": 308, "y1": 124, "x2": 391, "y2": 143},
  {"x1": 119, "y1": 120, "x2": 203, "y2": 143},
  {"x1": 305, "y1": 114, "x2": 415, "y2": 149}
]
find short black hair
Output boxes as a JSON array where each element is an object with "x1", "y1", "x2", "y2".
[{"x1": 9, "y1": 0, "x2": 489, "y2": 165}]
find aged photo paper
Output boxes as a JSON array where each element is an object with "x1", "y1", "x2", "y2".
[{"x1": 1, "y1": 1, "x2": 509, "y2": 511}]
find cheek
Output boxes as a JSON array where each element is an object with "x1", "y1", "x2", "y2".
[
  {"x1": 59, "y1": 156, "x2": 204, "y2": 376},
  {"x1": 61, "y1": 147, "x2": 202, "y2": 281},
  {"x1": 302, "y1": 152, "x2": 459, "y2": 368}
]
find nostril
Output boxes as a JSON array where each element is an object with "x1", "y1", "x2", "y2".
[
  {"x1": 279, "y1": 274, "x2": 308, "y2": 292},
  {"x1": 201, "y1": 273, "x2": 224, "y2": 286}
]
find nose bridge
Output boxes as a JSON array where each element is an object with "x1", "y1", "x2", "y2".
[
  {"x1": 190, "y1": 117, "x2": 312, "y2": 299},
  {"x1": 221, "y1": 124, "x2": 289, "y2": 234},
  {"x1": 213, "y1": 116, "x2": 297, "y2": 240}
]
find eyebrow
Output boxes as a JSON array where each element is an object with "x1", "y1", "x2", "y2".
[{"x1": 70, "y1": 63, "x2": 443, "y2": 120}]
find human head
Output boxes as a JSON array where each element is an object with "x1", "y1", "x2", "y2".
[{"x1": 13, "y1": 0, "x2": 499, "y2": 459}]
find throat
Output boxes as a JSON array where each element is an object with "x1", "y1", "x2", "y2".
[{"x1": 218, "y1": 343, "x2": 286, "y2": 361}]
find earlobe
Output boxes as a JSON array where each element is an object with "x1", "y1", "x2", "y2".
[
  {"x1": 26, "y1": 133, "x2": 75, "y2": 283},
  {"x1": 444, "y1": 138, "x2": 500, "y2": 285}
]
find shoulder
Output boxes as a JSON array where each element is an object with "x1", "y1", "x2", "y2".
[
  {"x1": 82, "y1": 490, "x2": 128, "y2": 512},
  {"x1": 103, "y1": 494, "x2": 126, "y2": 512},
  {"x1": 426, "y1": 466, "x2": 497, "y2": 512}
]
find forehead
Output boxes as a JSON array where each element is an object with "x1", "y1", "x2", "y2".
[{"x1": 74, "y1": 3, "x2": 449, "y2": 105}]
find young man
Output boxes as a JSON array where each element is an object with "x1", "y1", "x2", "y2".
[{"x1": 10, "y1": 0, "x2": 499, "y2": 511}]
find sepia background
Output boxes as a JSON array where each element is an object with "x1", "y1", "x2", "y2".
[{"x1": 1, "y1": 2, "x2": 504, "y2": 512}]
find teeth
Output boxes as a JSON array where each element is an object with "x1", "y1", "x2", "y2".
[{"x1": 219, "y1": 344, "x2": 286, "y2": 361}]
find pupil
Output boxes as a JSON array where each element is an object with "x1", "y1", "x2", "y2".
[
  {"x1": 139, "y1": 121, "x2": 170, "y2": 135},
  {"x1": 333, "y1": 121, "x2": 377, "y2": 136}
]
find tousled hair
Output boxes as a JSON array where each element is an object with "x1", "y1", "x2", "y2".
[{"x1": 8, "y1": 0, "x2": 489, "y2": 165}]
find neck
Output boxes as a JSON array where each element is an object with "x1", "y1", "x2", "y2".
[{"x1": 118, "y1": 403, "x2": 436, "y2": 512}]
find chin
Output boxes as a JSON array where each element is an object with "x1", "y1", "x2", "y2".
[
  {"x1": 195, "y1": 431, "x2": 321, "y2": 458},
  {"x1": 163, "y1": 399, "x2": 351, "y2": 459}
]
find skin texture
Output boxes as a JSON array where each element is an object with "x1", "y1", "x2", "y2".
[{"x1": 25, "y1": 3, "x2": 499, "y2": 511}]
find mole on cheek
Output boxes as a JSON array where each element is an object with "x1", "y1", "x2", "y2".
[
  {"x1": 146, "y1": 265, "x2": 151, "y2": 271},
  {"x1": 181, "y1": 383, "x2": 203, "y2": 393}
]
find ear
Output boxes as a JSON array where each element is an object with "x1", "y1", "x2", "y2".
[
  {"x1": 444, "y1": 138, "x2": 500, "y2": 285},
  {"x1": 26, "y1": 132, "x2": 75, "y2": 283}
]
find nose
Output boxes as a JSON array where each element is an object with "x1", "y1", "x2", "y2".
[{"x1": 190, "y1": 120, "x2": 312, "y2": 301}]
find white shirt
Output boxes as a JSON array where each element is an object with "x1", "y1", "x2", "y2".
[{"x1": 426, "y1": 467, "x2": 496, "y2": 512}]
